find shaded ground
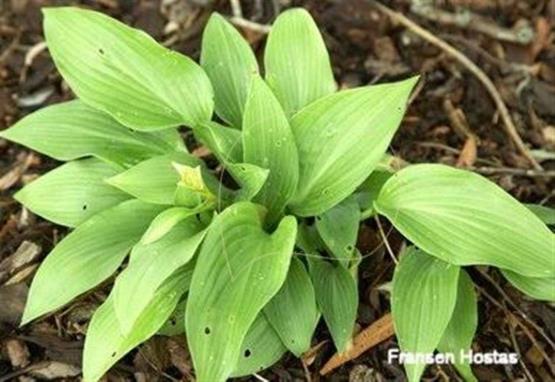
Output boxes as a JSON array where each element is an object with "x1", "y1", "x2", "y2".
[{"x1": 1, "y1": 0, "x2": 554, "y2": 381}]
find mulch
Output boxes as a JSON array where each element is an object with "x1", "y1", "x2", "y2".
[{"x1": 0, "y1": 0, "x2": 554, "y2": 381}]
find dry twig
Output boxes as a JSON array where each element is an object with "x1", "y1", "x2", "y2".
[
  {"x1": 320, "y1": 313, "x2": 395, "y2": 375},
  {"x1": 477, "y1": 269, "x2": 555, "y2": 351},
  {"x1": 368, "y1": 0, "x2": 542, "y2": 171},
  {"x1": 228, "y1": 16, "x2": 270, "y2": 34},
  {"x1": 374, "y1": 216, "x2": 398, "y2": 264},
  {"x1": 507, "y1": 317, "x2": 536, "y2": 382},
  {"x1": 470, "y1": 166, "x2": 555, "y2": 178},
  {"x1": 229, "y1": 0, "x2": 243, "y2": 18},
  {"x1": 410, "y1": 3, "x2": 534, "y2": 45}
]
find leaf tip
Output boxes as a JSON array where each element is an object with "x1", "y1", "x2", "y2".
[{"x1": 20, "y1": 304, "x2": 38, "y2": 327}]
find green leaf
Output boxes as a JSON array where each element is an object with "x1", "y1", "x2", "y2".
[
  {"x1": 231, "y1": 313, "x2": 287, "y2": 378},
  {"x1": 185, "y1": 202, "x2": 297, "y2": 382},
  {"x1": 288, "y1": 77, "x2": 418, "y2": 216},
  {"x1": 201, "y1": 13, "x2": 258, "y2": 128},
  {"x1": 158, "y1": 298, "x2": 188, "y2": 336},
  {"x1": 15, "y1": 158, "x2": 128, "y2": 227},
  {"x1": 438, "y1": 270, "x2": 478, "y2": 382},
  {"x1": 315, "y1": 196, "x2": 360, "y2": 266},
  {"x1": 392, "y1": 247, "x2": 460, "y2": 382},
  {"x1": 501, "y1": 270, "x2": 555, "y2": 301},
  {"x1": 243, "y1": 76, "x2": 299, "y2": 224},
  {"x1": 22, "y1": 200, "x2": 164, "y2": 325},
  {"x1": 160, "y1": 303, "x2": 288, "y2": 375},
  {"x1": 141, "y1": 206, "x2": 206, "y2": 244},
  {"x1": 264, "y1": 8, "x2": 335, "y2": 117},
  {"x1": 310, "y1": 258, "x2": 357, "y2": 352},
  {"x1": 226, "y1": 163, "x2": 269, "y2": 202},
  {"x1": 264, "y1": 257, "x2": 318, "y2": 356},
  {"x1": 525, "y1": 204, "x2": 555, "y2": 225},
  {"x1": 194, "y1": 121, "x2": 243, "y2": 164},
  {"x1": 113, "y1": 218, "x2": 205, "y2": 333},
  {"x1": 43, "y1": 7, "x2": 213, "y2": 130},
  {"x1": 0, "y1": 101, "x2": 183, "y2": 168},
  {"x1": 296, "y1": 222, "x2": 325, "y2": 255},
  {"x1": 106, "y1": 153, "x2": 200, "y2": 205},
  {"x1": 356, "y1": 170, "x2": 394, "y2": 217},
  {"x1": 375, "y1": 164, "x2": 555, "y2": 277},
  {"x1": 160, "y1": 304, "x2": 288, "y2": 375},
  {"x1": 83, "y1": 267, "x2": 190, "y2": 382}
]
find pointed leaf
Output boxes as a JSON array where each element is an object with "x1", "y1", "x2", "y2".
[
  {"x1": 159, "y1": 298, "x2": 188, "y2": 336},
  {"x1": 315, "y1": 196, "x2": 360, "y2": 266},
  {"x1": 375, "y1": 164, "x2": 554, "y2": 277},
  {"x1": 438, "y1": 270, "x2": 478, "y2": 382},
  {"x1": 310, "y1": 258, "x2": 357, "y2": 352},
  {"x1": 264, "y1": 257, "x2": 318, "y2": 356},
  {"x1": 107, "y1": 153, "x2": 200, "y2": 205},
  {"x1": 501, "y1": 270, "x2": 555, "y2": 301},
  {"x1": 264, "y1": 8, "x2": 335, "y2": 117},
  {"x1": 161, "y1": 303, "x2": 288, "y2": 374},
  {"x1": 0, "y1": 101, "x2": 183, "y2": 168},
  {"x1": 289, "y1": 77, "x2": 418, "y2": 216},
  {"x1": 186, "y1": 202, "x2": 297, "y2": 382},
  {"x1": 227, "y1": 163, "x2": 269, "y2": 201},
  {"x1": 243, "y1": 76, "x2": 299, "y2": 224},
  {"x1": 356, "y1": 170, "x2": 394, "y2": 214},
  {"x1": 113, "y1": 219, "x2": 205, "y2": 333},
  {"x1": 201, "y1": 13, "x2": 258, "y2": 128},
  {"x1": 194, "y1": 121, "x2": 243, "y2": 164},
  {"x1": 15, "y1": 158, "x2": 128, "y2": 227},
  {"x1": 141, "y1": 206, "x2": 205, "y2": 245},
  {"x1": 83, "y1": 268, "x2": 191, "y2": 382},
  {"x1": 392, "y1": 248, "x2": 460, "y2": 382},
  {"x1": 22, "y1": 200, "x2": 164, "y2": 325},
  {"x1": 525, "y1": 204, "x2": 555, "y2": 225},
  {"x1": 43, "y1": 7, "x2": 213, "y2": 130},
  {"x1": 231, "y1": 313, "x2": 287, "y2": 378}
]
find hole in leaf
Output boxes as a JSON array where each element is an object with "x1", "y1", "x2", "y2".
[
  {"x1": 204, "y1": 327, "x2": 211, "y2": 335},
  {"x1": 244, "y1": 349, "x2": 251, "y2": 358},
  {"x1": 170, "y1": 317, "x2": 176, "y2": 325}
]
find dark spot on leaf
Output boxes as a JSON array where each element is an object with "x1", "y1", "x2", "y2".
[
  {"x1": 204, "y1": 327, "x2": 211, "y2": 335},
  {"x1": 170, "y1": 317, "x2": 176, "y2": 325},
  {"x1": 244, "y1": 349, "x2": 251, "y2": 358},
  {"x1": 316, "y1": 216, "x2": 322, "y2": 221},
  {"x1": 99, "y1": 48, "x2": 105, "y2": 54},
  {"x1": 346, "y1": 245, "x2": 354, "y2": 252},
  {"x1": 111, "y1": 352, "x2": 116, "y2": 357},
  {"x1": 82, "y1": 205, "x2": 88, "y2": 210}
]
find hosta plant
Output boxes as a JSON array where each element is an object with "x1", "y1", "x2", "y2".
[{"x1": 2, "y1": 6, "x2": 553, "y2": 382}]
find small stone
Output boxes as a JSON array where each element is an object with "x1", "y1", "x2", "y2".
[{"x1": 5, "y1": 339, "x2": 30, "y2": 368}]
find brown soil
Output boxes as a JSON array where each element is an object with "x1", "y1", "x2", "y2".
[{"x1": 0, "y1": 0, "x2": 554, "y2": 381}]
